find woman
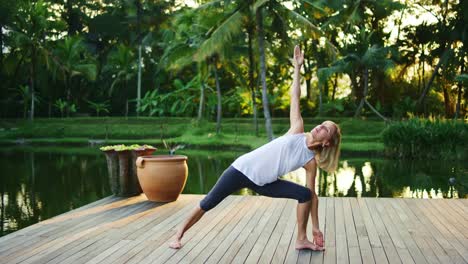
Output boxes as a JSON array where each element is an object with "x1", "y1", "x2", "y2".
[{"x1": 169, "y1": 45, "x2": 341, "y2": 251}]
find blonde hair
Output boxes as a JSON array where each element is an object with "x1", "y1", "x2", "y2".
[{"x1": 316, "y1": 123, "x2": 341, "y2": 173}]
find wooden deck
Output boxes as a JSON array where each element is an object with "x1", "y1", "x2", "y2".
[{"x1": 0, "y1": 195, "x2": 467, "y2": 264}]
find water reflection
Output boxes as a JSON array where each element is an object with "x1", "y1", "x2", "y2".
[
  {"x1": 0, "y1": 148, "x2": 110, "y2": 237},
  {"x1": 0, "y1": 147, "x2": 466, "y2": 237},
  {"x1": 181, "y1": 151, "x2": 466, "y2": 199}
]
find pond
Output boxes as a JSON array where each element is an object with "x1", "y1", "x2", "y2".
[{"x1": 0, "y1": 146, "x2": 466, "y2": 237}]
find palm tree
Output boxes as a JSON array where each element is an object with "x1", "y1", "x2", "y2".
[
  {"x1": 52, "y1": 36, "x2": 97, "y2": 116},
  {"x1": 104, "y1": 44, "x2": 136, "y2": 109},
  {"x1": 319, "y1": 39, "x2": 394, "y2": 121},
  {"x1": 193, "y1": 0, "x2": 336, "y2": 140},
  {"x1": 7, "y1": 0, "x2": 56, "y2": 120}
]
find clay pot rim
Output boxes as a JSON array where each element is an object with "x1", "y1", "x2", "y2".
[{"x1": 139, "y1": 155, "x2": 187, "y2": 162}]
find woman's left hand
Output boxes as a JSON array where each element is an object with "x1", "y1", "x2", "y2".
[{"x1": 293, "y1": 45, "x2": 304, "y2": 67}]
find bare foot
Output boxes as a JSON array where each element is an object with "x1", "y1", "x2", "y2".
[
  {"x1": 295, "y1": 239, "x2": 325, "y2": 251},
  {"x1": 169, "y1": 234, "x2": 182, "y2": 249}
]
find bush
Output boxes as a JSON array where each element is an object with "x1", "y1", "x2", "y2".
[{"x1": 382, "y1": 118, "x2": 468, "y2": 160}]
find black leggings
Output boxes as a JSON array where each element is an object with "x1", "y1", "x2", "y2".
[{"x1": 199, "y1": 166, "x2": 312, "y2": 211}]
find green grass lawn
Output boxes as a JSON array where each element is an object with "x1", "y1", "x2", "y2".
[{"x1": 0, "y1": 117, "x2": 387, "y2": 154}]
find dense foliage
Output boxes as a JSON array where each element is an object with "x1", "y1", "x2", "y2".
[
  {"x1": 382, "y1": 118, "x2": 468, "y2": 159},
  {"x1": 0, "y1": 0, "x2": 466, "y2": 125}
]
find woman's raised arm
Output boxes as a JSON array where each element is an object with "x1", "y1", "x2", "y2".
[{"x1": 287, "y1": 45, "x2": 305, "y2": 135}]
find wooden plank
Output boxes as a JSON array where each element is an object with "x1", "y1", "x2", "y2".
[
  {"x1": 343, "y1": 198, "x2": 362, "y2": 264},
  {"x1": 310, "y1": 196, "x2": 327, "y2": 264},
  {"x1": 416, "y1": 199, "x2": 468, "y2": 262},
  {"x1": 452, "y1": 200, "x2": 468, "y2": 216},
  {"x1": 405, "y1": 199, "x2": 464, "y2": 264},
  {"x1": 382, "y1": 198, "x2": 427, "y2": 263},
  {"x1": 0, "y1": 196, "x2": 149, "y2": 264},
  {"x1": 41, "y1": 230, "x2": 110, "y2": 264},
  {"x1": 283, "y1": 220, "x2": 299, "y2": 264},
  {"x1": 1, "y1": 195, "x2": 467, "y2": 264},
  {"x1": 60, "y1": 196, "x2": 193, "y2": 263},
  {"x1": 394, "y1": 199, "x2": 451, "y2": 264},
  {"x1": 433, "y1": 200, "x2": 468, "y2": 238},
  {"x1": 40, "y1": 197, "x2": 195, "y2": 264},
  {"x1": 297, "y1": 216, "x2": 313, "y2": 264},
  {"x1": 374, "y1": 198, "x2": 414, "y2": 264},
  {"x1": 122, "y1": 196, "x2": 195, "y2": 241},
  {"x1": 388, "y1": 199, "x2": 439, "y2": 264},
  {"x1": 160, "y1": 196, "x2": 248, "y2": 264},
  {"x1": 230, "y1": 198, "x2": 287, "y2": 264},
  {"x1": 236, "y1": 198, "x2": 288, "y2": 264},
  {"x1": 205, "y1": 196, "x2": 267, "y2": 264},
  {"x1": 260, "y1": 199, "x2": 296, "y2": 264},
  {"x1": 323, "y1": 197, "x2": 336, "y2": 264},
  {"x1": 335, "y1": 198, "x2": 349, "y2": 264},
  {"x1": 123, "y1": 196, "x2": 230, "y2": 264},
  {"x1": 117, "y1": 196, "x2": 243, "y2": 263},
  {"x1": 358, "y1": 198, "x2": 388, "y2": 264},
  {"x1": 350, "y1": 198, "x2": 375, "y2": 264},
  {"x1": 84, "y1": 239, "x2": 132, "y2": 264},
  {"x1": 364, "y1": 198, "x2": 401, "y2": 264},
  {"x1": 219, "y1": 197, "x2": 274, "y2": 263},
  {"x1": 443, "y1": 199, "x2": 468, "y2": 227},
  {"x1": 14, "y1": 199, "x2": 151, "y2": 264},
  {"x1": 0, "y1": 195, "x2": 120, "y2": 244}
]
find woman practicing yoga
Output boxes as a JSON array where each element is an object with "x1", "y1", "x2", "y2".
[{"x1": 169, "y1": 45, "x2": 341, "y2": 250}]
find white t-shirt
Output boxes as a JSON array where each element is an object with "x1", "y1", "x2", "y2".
[{"x1": 232, "y1": 133, "x2": 315, "y2": 186}]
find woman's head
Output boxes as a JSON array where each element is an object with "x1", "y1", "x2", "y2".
[{"x1": 311, "y1": 120, "x2": 341, "y2": 173}]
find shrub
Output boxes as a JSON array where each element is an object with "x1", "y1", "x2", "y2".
[{"x1": 382, "y1": 118, "x2": 468, "y2": 160}]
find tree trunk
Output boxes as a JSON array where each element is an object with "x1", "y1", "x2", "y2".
[
  {"x1": 454, "y1": 63, "x2": 464, "y2": 119},
  {"x1": 354, "y1": 68, "x2": 367, "y2": 118},
  {"x1": 197, "y1": 79, "x2": 205, "y2": 121},
  {"x1": 213, "y1": 61, "x2": 222, "y2": 134},
  {"x1": 256, "y1": 9, "x2": 273, "y2": 141},
  {"x1": 247, "y1": 22, "x2": 258, "y2": 136},
  {"x1": 332, "y1": 73, "x2": 338, "y2": 101},
  {"x1": 323, "y1": 79, "x2": 329, "y2": 101},
  {"x1": 136, "y1": 0, "x2": 142, "y2": 117},
  {"x1": 137, "y1": 44, "x2": 142, "y2": 117},
  {"x1": 442, "y1": 83, "x2": 452, "y2": 118},
  {"x1": 318, "y1": 83, "x2": 323, "y2": 116},
  {"x1": 303, "y1": 41, "x2": 312, "y2": 101},
  {"x1": 418, "y1": 46, "x2": 450, "y2": 106},
  {"x1": 422, "y1": 48, "x2": 425, "y2": 93},
  {"x1": 364, "y1": 100, "x2": 388, "y2": 121},
  {"x1": 30, "y1": 48, "x2": 36, "y2": 121}
]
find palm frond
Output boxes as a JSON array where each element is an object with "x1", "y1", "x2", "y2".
[
  {"x1": 193, "y1": 10, "x2": 243, "y2": 61},
  {"x1": 285, "y1": 7, "x2": 338, "y2": 58}
]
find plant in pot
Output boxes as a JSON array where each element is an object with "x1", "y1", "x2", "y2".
[
  {"x1": 136, "y1": 141, "x2": 187, "y2": 202},
  {"x1": 100, "y1": 144, "x2": 156, "y2": 196}
]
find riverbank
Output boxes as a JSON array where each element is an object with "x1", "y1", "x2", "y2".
[{"x1": 0, "y1": 117, "x2": 385, "y2": 155}]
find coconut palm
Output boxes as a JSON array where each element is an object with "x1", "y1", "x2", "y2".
[
  {"x1": 52, "y1": 36, "x2": 97, "y2": 116},
  {"x1": 192, "y1": 0, "x2": 337, "y2": 140},
  {"x1": 7, "y1": 0, "x2": 53, "y2": 120},
  {"x1": 318, "y1": 30, "x2": 394, "y2": 121},
  {"x1": 104, "y1": 44, "x2": 136, "y2": 96}
]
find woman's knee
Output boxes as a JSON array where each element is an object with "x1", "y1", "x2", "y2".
[
  {"x1": 298, "y1": 187, "x2": 312, "y2": 203},
  {"x1": 199, "y1": 197, "x2": 218, "y2": 212}
]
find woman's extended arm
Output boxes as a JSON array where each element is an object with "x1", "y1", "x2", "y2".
[{"x1": 287, "y1": 45, "x2": 304, "y2": 135}]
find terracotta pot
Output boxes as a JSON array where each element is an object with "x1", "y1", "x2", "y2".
[
  {"x1": 136, "y1": 155, "x2": 188, "y2": 202},
  {"x1": 131, "y1": 148, "x2": 157, "y2": 194}
]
